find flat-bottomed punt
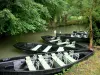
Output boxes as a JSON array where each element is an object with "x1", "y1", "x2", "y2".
[
  {"x1": 56, "y1": 31, "x2": 88, "y2": 38},
  {"x1": 41, "y1": 31, "x2": 89, "y2": 44},
  {"x1": 41, "y1": 35, "x2": 89, "y2": 48},
  {"x1": 0, "y1": 50, "x2": 93, "y2": 75},
  {"x1": 13, "y1": 42, "x2": 87, "y2": 54}
]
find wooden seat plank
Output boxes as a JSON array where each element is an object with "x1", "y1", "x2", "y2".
[
  {"x1": 57, "y1": 47, "x2": 64, "y2": 52},
  {"x1": 64, "y1": 52, "x2": 76, "y2": 63},
  {"x1": 31, "y1": 45, "x2": 42, "y2": 51},
  {"x1": 49, "y1": 39, "x2": 59, "y2": 42},
  {"x1": 26, "y1": 56, "x2": 36, "y2": 71},
  {"x1": 42, "y1": 46, "x2": 52, "y2": 52},
  {"x1": 57, "y1": 42, "x2": 67, "y2": 45},
  {"x1": 51, "y1": 53, "x2": 65, "y2": 67},
  {"x1": 38, "y1": 55, "x2": 51, "y2": 69}
]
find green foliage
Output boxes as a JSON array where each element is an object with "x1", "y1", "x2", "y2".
[
  {"x1": 0, "y1": 0, "x2": 50, "y2": 35},
  {"x1": 93, "y1": 21, "x2": 100, "y2": 45},
  {"x1": 34, "y1": 0, "x2": 68, "y2": 26},
  {"x1": 0, "y1": 0, "x2": 68, "y2": 35},
  {"x1": 0, "y1": 0, "x2": 100, "y2": 37}
]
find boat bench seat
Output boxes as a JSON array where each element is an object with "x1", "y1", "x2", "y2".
[
  {"x1": 57, "y1": 42, "x2": 67, "y2": 45},
  {"x1": 65, "y1": 44, "x2": 75, "y2": 48},
  {"x1": 52, "y1": 53, "x2": 65, "y2": 67},
  {"x1": 42, "y1": 46, "x2": 52, "y2": 52},
  {"x1": 31, "y1": 45, "x2": 42, "y2": 51},
  {"x1": 49, "y1": 39, "x2": 59, "y2": 42},
  {"x1": 57, "y1": 47, "x2": 64, "y2": 52},
  {"x1": 64, "y1": 52, "x2": 76, "y2": 63},
  {"x1": 26, "y1": 56, "x2": 36, "y2": 71},
  {"x1": 38, "y1": 55, "x2": 51, "y2": 69}
]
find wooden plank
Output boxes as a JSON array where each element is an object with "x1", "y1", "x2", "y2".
[
  {"x1": 57, "y1": 47, "x2": 64, "y2": 52},
  {"x1": 51, "y1": 53, "x2": 65, "y2": 67},
  {"x1": 31, "y1": 45, "x2": 42, "y2": 51},
  {"x1": 49, "y1": 39, "x2": 59, "y2": 42},
  {"x1": 26, "y1": 56, "x2": 36, "y2": 71},
  {"x1": 65, "y1": 44, "x2": 75, "y2": 48},
  {"x1": 57, "y1": 42, "x2": 67, "y2": 45},
  {"x1": 64, "y1": 52, "x2": 76, "y2": 63},
  {"x1": 38, "y1": 55, "x2": 51, "y2": 69},
  {"x1": 71, "y1": 34, "x2": 74, "y2": 37},
  {"x1": 42, "y1": 46, "x2": 52, "y2": 52}
]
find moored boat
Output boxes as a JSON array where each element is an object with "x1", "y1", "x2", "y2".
[
  {"x1": 56, "y1": 31, "x2": 88, "y2": 38},
  {"x1": 0, "y1": 50, "x2": 93, "y2": 75},
  {"x1": 42, "y1": 31, "x2": 89, "y2": 44},
  {"x1": 41, "y1": 36, "x2": 89, "y2": 48},
  {"x1": 13, "y1": 42, "x2": 87, "y2": 54}
]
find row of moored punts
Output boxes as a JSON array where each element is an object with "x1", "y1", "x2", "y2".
[{"x1": 0, "y1": 31, "x2": 93, "y2": 75}]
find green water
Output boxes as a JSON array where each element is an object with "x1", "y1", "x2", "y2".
[{"x1": 0, "y1": 25, "x2": 88, "y2": 59}]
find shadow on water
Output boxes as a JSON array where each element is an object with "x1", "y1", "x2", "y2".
[{"x1": 0, "y1": 25, "x2": 88, "y2": 59}]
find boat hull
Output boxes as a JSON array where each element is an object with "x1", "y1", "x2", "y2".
[
  {"x1": 56, "y1": 33, "x2": 89, "y2": 43},
  {"x1": 0, "y1": 50, "x2": 93, "y2": 75},
  {"x1": 41, "y1": 35, "x2": 89, "y2": 49},
  {"x1": 13, "y1": 42, "x2": 88, "y2": 54}
]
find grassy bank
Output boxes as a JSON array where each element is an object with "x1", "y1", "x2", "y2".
[{"x1": 56, "y1": 46, "x2": 100, "y2": 75}]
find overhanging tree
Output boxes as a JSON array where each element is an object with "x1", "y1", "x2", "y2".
[
  {"x1": 81, "y1": 0, "x2": 100, "y2": 49},
  {"x1": 34, "y1": 0, "x2": 68, "y2": 27},
  {"x1": 0, "y1": 0, "x2": 50, "y2": 35}
]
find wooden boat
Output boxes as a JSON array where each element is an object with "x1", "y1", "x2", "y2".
[
  {"x1": 0, "y1": 50, "x2": 93, "y2": 75},
  {"x1": 56, "y1": 31, "x2": 88, "y2": 38},
  {"x1": 56, "y1": 31, "x2": 89, "y2": 42},
  {"x1": 41, "y1": 36, "x2": 88, "y2": 48},
  {"x1": 13, "y1": 42, "x2": 87, "y2": 54},
  {"x1": 42, "y1": 31, "x2": 89, "y2": 44}
]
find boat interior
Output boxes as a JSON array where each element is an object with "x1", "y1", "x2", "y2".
[{"x1": 0, "y1": 50, "x2": 90, "y2": 72}]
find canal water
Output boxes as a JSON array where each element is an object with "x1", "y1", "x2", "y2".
[{"x1": 0, "y1": 25, "x2": 88, "y2": 59}]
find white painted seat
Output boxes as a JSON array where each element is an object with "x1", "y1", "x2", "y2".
[
  {"x1": 65, "y1": 41, "x2": 75, "y2": 48},
  {"x1": 84, "y1": 34, "x2": 88, "y2": 38},
  {"x1": 57, "y1": 42, "x2": 66, "y2": 45},
  {"x1": 49, "y1": 39, "x2": 60, "y2": 42},
  {"x1": 63, "y1": 52, "x2": 76, "y2": 63},
  {"x1": 51, "y1": 53, "x2": 65, "y2": 67},
  {"x1": 57, "y1": 39, "x2": 70, "y2": 45},
  {"x1": 38, "y1": 55, "x2": 51, "y2": 69},
  {"x1": 57, "y1": 47, "x2": 64, "y2": 52},
  {"x1": 71, "y1": 34, "x2": 74, "y2": 37},
  {"x1": 31, "y1": 45, "x2": 42, "y2": 51},
  {"x1": 42, "y1": 46, "x2": 52, "y2": 52},
  {"x1": 51, "y1": 37, "x2": 55, "y2": 40},
  {"x1": 26, "y1": 56, "x2": 36, "y2": 71},
  {"x1": 65, "y1": 44, "x2": 75, "y2": 48}
]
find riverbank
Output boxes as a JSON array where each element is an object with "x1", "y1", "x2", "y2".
[{"x1": 56, "y1": 46, "x2": 100, "y2": 75}]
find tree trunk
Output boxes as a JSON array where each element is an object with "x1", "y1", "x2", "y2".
[
  {"x1": 64, "y1": 14, "x2": 67, "y2": 25},
  {"x1": 89, "y1": 15, "x2": 93, "y2": 50}
]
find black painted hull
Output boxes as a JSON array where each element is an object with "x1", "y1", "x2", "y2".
[
  {"x1": 56, "y1": 33, "x2": 89, "y2": 43},
  {"x1": 41, "y1": 35, "x2": 89, "y2": 49},
  {"x1": 13, "y1": 42, "x2": 85, "y2": 54},
  {"x1": 0, "y1": 50, "x2": 93, "y2": 75}
]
